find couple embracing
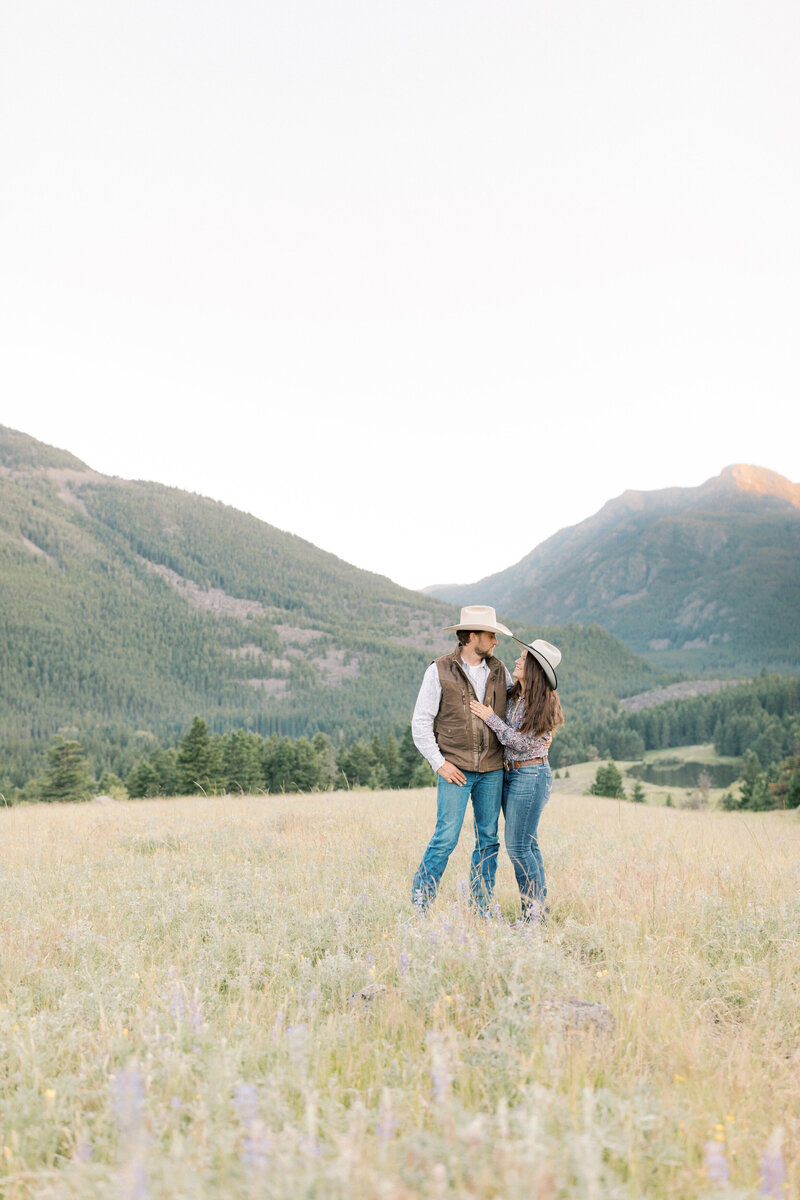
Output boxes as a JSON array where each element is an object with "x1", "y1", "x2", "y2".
[{"x1": 411, "y1": 605, "x2": 563, "y2": 922}]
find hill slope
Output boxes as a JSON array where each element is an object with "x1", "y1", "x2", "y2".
[
  {"x1": 426, "y1": 466, "x2": 800, "y2": 673},
  {"x1": 0, "y1": 426, "x2": 664, "y2": 750}
]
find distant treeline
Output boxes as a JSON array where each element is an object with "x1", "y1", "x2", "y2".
[
  {"x1": 550, "y1": 674, "x2": 800, "y2": 772},
  {"x1": 127, "y1": 719, "x2": 436, "y2": 797},
  {"x1": 5, "y1": 719, "x2": 436, "y2": 804},
  {"x1": 5, "y1": 674, "x2": 800, "y2": 807}
]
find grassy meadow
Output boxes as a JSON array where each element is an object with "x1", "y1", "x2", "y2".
[{"x1": 2, "y1": 783, "x2": 799, "y2": 1198}]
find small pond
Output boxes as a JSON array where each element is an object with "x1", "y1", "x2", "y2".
[{"x1": 627, "y1": 760, "x2": 741, "y2": 788}]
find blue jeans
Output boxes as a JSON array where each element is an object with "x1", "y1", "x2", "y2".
[
  {"x1": 412, "y1": 770, "x2": 503, "y2": 912},
  {"x1": 502, "y1": 762, "x2": 552, "y2": 917}
]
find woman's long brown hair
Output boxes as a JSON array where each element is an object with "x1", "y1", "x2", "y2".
[{"x1": 512, "y1": 652, "x2": 564, "y2": 737}]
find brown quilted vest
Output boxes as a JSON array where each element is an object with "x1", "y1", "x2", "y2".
[{"x1": 433, "y1": 647, "x2": 507, "y2": 773}]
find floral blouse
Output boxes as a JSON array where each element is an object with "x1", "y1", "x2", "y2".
[{"x1": 485, "y1": 694, "x2": 553, "y2": 766}]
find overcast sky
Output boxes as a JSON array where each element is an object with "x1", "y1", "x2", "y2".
[{"x1": 2, "y1": 1, "x2": 798, "y2": 591}]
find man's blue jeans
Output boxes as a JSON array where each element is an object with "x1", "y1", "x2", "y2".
[{"x1": 412, "y1": 770, "x2": 503, "y2": 912}]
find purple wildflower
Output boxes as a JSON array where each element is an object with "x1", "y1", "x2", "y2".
[
  {"x1": 703, "y1": 1140, "x2": 731, "y2": 1186},
  {"x1": 233, "y1": 1083, "x2": 259, "y2": 1126},
  {"x1": 376, "y1": 1091, "x2": 397, "y2": 1141},
  {"x1": 760, "y1": 1129, "x2": 787, "y2": 1197},
  {"x1": 431, "y1": 1067, "x2": 449, "y2": 1104},
  {"x1": 188, "y1": 992, "x2": 203, "y2": 1033},
  {"x1": 242, "y1": 1131, "x2": 270, "y2": 1170},
  {"x1": 168, "y1": 967, "x2": 186, "y2": 1023},
  {"x1": 286, "y1": 1023, "x2": 309, "y2": 1071},
  {"x1": 73, "y1": 1136, "x2": 92, "y2": 1164},
  {"x1": 399, "y1": 951, "x2": 410, "y2": 977},
  {"x1": 427, "y1": 1033, "x2": 451, "y2": 1104},
  {"x1": 129, "y1": 1162, "x2": 149, "y2": 1200},
  {"x1": 112, "y1": 1065, "x2": 146, "y2": 1139},
  {"x1": 270, "y1": 1010, "x2": 285, "y2": 1044}
]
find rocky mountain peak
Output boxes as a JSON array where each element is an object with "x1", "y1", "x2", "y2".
[{"x1": 711, "y1": 464, "x2": 800, "y2": 507}]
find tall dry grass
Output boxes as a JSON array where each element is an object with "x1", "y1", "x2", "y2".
[{"x1": 1, "y1": 788, "x2": 798, "y2": 1198}]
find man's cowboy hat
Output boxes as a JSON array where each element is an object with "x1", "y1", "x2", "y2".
[
  {"x1": 444, "y1": 605, "x2": 512, "y2": 637},
  {"x1": 511, "y1": 637, "x2": 562, "y2": 690}
]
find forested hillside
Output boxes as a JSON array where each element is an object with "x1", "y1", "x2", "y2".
[
  {"x1": 0, "y1": 426, "x2": 666, "y2": 790},
  {"x1": 427, "y1": 465, "x2": 800, "y2": 674},
  {"x1": 551, "y1": 673, "x2": 800, "y2": 773}
]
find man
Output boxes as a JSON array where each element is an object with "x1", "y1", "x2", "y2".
[{"x1": 411, "y1": 605, "x2": 514, "y2": 913}]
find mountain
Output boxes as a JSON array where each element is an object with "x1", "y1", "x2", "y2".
[
  {"x1": 425, "y1": 466, "x2": 800, "y2": 673},
  {"x1": 0, "y1": 426, "x2": 665, "y2": 758}
]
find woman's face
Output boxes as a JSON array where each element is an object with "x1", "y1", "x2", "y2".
[{"x1": 512, "y1": 649, "x2": 528, "y2": 685}]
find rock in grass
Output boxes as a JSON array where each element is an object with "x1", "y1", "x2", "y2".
[{"x1": 537, "y1": 997, "x2": 615, "y2": 1036}]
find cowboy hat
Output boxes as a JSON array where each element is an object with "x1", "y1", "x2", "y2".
[
  {"x1": 511, "y1": 637, "x2": 561, "y2": 690},
  {"x1": 444, "y1": 605, "x2": 512, "y2": 637}
]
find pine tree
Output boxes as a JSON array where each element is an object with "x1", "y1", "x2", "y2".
[
  {"x1": 631, "y1": 780, "x2": 646, "y2": 803},
  {"x1": 177, "y1": 717, "x2": 220, "y2": 795},
  {"x1": 222, "y1": 730, "x2": 262, "y2": 794},
  {"x1": 737, "y1": 750, "x2": 772, "y2": 811},
  {"x1": 589, "y1": 762, "x2": 626, "y2": 799},
  {"x1": 41, "y1": 737, "x2": 93, "y2": 803},
  {"x1": 397, "y1": 726, "x2": 421, "y2": 788},
  {"x1": 311, "y1": 733, "x2": 337, "y2": 791},
  {"x1": 127, "y1": 757, "x2": 161, "y2": 799}
]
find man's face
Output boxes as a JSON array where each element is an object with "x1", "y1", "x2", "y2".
[{"x1": 472, "y1": 631, "x2": 498, "y2": 659}]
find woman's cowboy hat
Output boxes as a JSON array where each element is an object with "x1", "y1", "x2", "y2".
[
  {"x1": 444, "y1": 605, "x2": 513, "y2": 637},
  {"x1": 512, "y1": 637, "x2": 562, "y2": 690}
]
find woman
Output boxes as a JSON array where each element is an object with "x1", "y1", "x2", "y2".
[{"x1": 470, "y1": 638, "x2": 563, "y2": 922}]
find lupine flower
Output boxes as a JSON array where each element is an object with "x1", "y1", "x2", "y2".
[
  {"x1": 427, "y1": 1034, "x2": 451, "y2": 1104},
  {"x1": 242, "y1": 1130, "x2": 270, "y2": 1170},
  {"x1": 168, "y1": 967, "x2": 186, "y2": 1023},
  {"x1": 234, "y1": 1083, "x2": 270, "y2": 1170},
  {"x1": 188, "y1": 992, "x2": 203, "y2": 1033},
  {"x1": 399, "y1": 951, "x2": 410, "y2": 976},
  {"x1": 73, "y1": 1137, "x2": 92, "y2": 1164},
  {"x1": 233, "y1": 1083, "x2": 259, "y2": 1127},
  {"x1": 112, "y1": 1066, "x2": 149, "y2": 1200},
  {"x1": 376, "y1": 1090, "x2": 397, "y2": 1141},
  {"x1": 703, "y1": 1139, "x2": 731, "y2": 1185},
  {"x1": 112, "y1": 1064, "x2": 146, "y2": 1140},
  {"x1": 286, "y1": 1023, "x2": 309, "y2": 1071},
  {"x1": 760, "y1": 1129, "x2": 787, "y2": 1197},
  {"x1": 126, "y1": 1163, "x2": 148, "y2": 1200}
]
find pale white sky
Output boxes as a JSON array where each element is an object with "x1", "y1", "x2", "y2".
[{"x1": 2, "y1": 1, "x2": 798, "y2": 590}]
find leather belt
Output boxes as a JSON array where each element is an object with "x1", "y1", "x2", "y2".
[{"x1": 505, "y1": 757, "x2": 545, "y2": 770}]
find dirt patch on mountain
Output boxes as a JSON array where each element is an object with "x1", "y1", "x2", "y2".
[{"x1": 138, "y1": 558, "x2": 266, "y2": 620}]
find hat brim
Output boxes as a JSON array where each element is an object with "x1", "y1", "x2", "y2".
[
  {"x1": 512, "y1": 637, "x2": 558, "y2": 690},
  {"x1": 444, "y1": 620, "x2": 513, "y2": 637}
]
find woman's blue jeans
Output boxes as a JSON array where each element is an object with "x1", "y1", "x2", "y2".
[
  {"x1": 412, "y1": 770, "x2": 503, "y2": 912},
  {"x1": 502, "y1": 762, "x2": 552, "y2": 918}
]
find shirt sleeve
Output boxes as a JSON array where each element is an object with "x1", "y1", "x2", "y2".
[
  {"x1": 485, "y1": 713, "x2": 552, "y2": 758},
  {"x1": 411, "y1": 663, "x2": 445, "y2": 773}
]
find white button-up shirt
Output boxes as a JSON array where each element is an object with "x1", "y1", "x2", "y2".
[{"x1": 411, "y1": 657, "x2": 514, "y2": 773}]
